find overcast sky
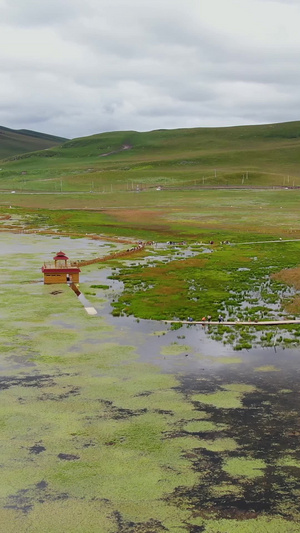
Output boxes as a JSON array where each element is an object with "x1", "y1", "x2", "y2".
[{"x1": 0, "y1": 0, "x2": 299, "y2": 139}]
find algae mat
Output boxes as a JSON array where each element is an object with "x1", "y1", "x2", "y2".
[{"x1": 1, "y1": 233, "x2": 300, "y2": 532}]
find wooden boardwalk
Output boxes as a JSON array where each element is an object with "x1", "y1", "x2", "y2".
[
  {"x1": 165, "y1": 319, "x2": 300, "y2": 326},
  {"x1": 74, "y1": 244, "x2": 145, "y2": 267}
]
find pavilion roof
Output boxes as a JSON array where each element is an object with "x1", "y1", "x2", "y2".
[{"x1": 53, "y1": 251, "x2": 69, "y2": 261}]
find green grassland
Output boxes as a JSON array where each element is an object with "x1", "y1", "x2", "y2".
[
  {"x1": 1, "y1": 187, "x2": 300, "y2": 244},
  {"x1": 1, "y1": 121, "x2": 300, "y2": 196}
]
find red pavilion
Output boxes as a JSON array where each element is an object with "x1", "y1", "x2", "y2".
[{"x1": 42, "y1": 251, "x2": 80, "y2": 284}]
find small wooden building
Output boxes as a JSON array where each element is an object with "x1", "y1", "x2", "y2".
[{"x1": 42, "y1": 251, "x2": 80, "y2": 284}]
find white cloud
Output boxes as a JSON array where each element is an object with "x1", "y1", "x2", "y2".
[{"x1": 0, "y1": 0, "x2": 299, "y2": 138}]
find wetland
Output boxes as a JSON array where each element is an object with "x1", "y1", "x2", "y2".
[{"x1": 1, "y1": 231, "x2": 300, "y2": 532}]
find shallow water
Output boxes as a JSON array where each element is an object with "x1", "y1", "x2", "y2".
[
  {"x1": 1, "y1": 232, "x2": 300, "y2": 532},
  {"x1": 0, "y1": 232, "x2": 121, "y2": 258}
]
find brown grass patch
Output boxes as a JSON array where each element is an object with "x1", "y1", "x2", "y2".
[
  {"x1": 140, "y1": 257, "x2": 207, "y2": 278},
  {"x1": 284, "y1": 296, "x2": 300, "y2": 314},
  {"x1": 272, "y1": 267, "x2": 300, "y2": 289},
  {"x1": 156, "y1": 283, "x2": 181, "y2": 296}
]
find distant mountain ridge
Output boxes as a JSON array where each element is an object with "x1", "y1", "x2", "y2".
[{"x1": 0, "y1": 125, "x2": 68, "y2": 159}]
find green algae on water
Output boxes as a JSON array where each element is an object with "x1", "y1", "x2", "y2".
[
  {"x1": 183, "y1": 420, "x2": 227, "y2": 433},
  {"x1": 160, "y1": 343, "x2": 192, "y2": 356},
  {"x1": 277, "y1": 456, "x2": 300, "y2": 469},
  {"x1": 213, "y1": 356, "x2": 243, "y2": 364},
  {"x1": 196, "y1": 438, "x2": 239, "y2": 452},
  {"x1": 192, "y1": 383, "x2": 256, "y2": 409},
  {"x1": 223, "y1": 457, "x2": 266, "y2": 479},
  {"x1": 254, "y1": 365, "x2": 280, "y2": 372},
  {"x1": 201, "y1": 516, "x2": 300, "y2": 533},
  {"x1": 193, "y1": 390, "x2": 242, "y2": 409},
  {"x1": 210, "y1": 482, "x2": 242, "y2": 498}
]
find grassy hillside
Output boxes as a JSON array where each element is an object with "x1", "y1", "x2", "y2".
[
  {"x1": 1, "y1": 120, "x2": 300, "y2": 241},
  {"x1": 0, "y1": 126, "x2": 67, "y2": 159},
  {"x1": 1, "y1": 121, "x2": 300, "y2": 193}
]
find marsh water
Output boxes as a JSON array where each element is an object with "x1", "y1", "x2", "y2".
[{"x1": 1, "y1": 232, "x2": 300, "y2": 532}]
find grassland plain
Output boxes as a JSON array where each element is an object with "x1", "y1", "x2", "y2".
[
  {"x1": 1, "y1": 187, "x2": 300, "y2": 242},
  {"x1": 1, "y1": 233, "x2": 300, "y2": 532}
]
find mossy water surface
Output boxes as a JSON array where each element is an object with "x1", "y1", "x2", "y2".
[{"x1": 1, "y1": 233, "x2": 300, "y2": 532}]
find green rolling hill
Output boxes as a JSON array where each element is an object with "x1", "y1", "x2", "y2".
[
  {"x1": 0, "y1": 126, "x2": 68, "y2": 159},
  {"x1": 1, "y1": 121, "x2": 300, "y2": 194}
]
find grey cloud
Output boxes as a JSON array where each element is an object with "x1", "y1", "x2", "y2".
[
  {"x1": 0, "y1": 0, "x2": 85, "y2": 26},
  {"x1": 171, "y1": 85, "x2": 216, "y2": 104},
  {"x1": 0, "y1": 0, "x2": 300, "y2": 137}
]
